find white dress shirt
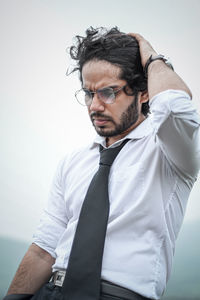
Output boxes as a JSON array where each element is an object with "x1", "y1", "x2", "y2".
[{"x1": 33, "y1": 89, "x2": 200, "y2": 299}]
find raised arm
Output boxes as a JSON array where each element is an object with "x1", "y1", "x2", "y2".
[
  {"x1": 6, "y1": 243, "x2": 55, "y2": 295},
  {"x1": 129, "y1": 33, "x2": 192, "y2": 99},
  {"x1": 129, "y1": 33, "x2": 200, "y2": 178}
]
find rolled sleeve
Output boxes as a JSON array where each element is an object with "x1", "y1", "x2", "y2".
[
  {"x1": 150, "y1": 89, "x2": 200, "y2": 179},
  {"x1": 33, "y1": 157, "x2": 68, "y2": 258}
]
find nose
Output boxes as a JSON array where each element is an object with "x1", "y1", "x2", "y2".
[{"x1": 89, "y1": 93, "x2": 105, "y2": 112}]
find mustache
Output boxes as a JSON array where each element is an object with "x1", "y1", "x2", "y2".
[{"x1": 90, "y1": 112, "x2": 113, "y2": 122}]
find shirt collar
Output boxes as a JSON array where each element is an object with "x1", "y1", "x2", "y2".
[{"x1": 89, "y1": 117, "x2": 152, "y2": 149}]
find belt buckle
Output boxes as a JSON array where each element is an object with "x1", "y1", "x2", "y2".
[{"x1": 54, "y1": 270, "x2": 66, "y2": 287}]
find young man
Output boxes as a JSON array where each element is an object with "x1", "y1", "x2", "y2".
[{"x1": 4, "y1": 27, "x2": 200, "y2": 300}]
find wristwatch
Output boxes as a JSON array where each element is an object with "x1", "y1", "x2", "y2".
[{"x1": 144, "y1": 54, "x2": 174, "y2": 78}]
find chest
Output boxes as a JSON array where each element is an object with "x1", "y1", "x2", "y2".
[{"x1": 62, "y1": 137, "x2": 175, "y2": 221}]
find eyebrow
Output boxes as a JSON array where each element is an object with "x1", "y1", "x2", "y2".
[{"x1": 82, "y1": 85, "x2": 120, "y2": 91}]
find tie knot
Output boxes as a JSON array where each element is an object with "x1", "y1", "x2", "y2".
[{"x1": 99, "y1": 139, "x2": 129, "y2": 167}]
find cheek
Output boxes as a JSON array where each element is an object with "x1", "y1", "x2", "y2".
[
  {"x1": 109, "y1": 107, "x2": 125, "y2": 124},
  {"x1": 111, "y1": 99, "x2": 131, "y2": 119},
  {"x1": 87, "y1": 107, "x2": 91, "y2": 116}
]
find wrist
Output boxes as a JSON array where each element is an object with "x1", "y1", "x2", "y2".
[{"x1": 144, "y1": 54, "x2": 174, "y2": 78}]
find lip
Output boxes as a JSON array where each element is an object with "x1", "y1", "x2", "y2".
[{"x1": 93, "y1": 119, "x2": 109, "y2": 126}]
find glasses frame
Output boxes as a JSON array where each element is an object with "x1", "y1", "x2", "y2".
[{"x1": 75, "y1": 84, "x2": 128, "y2": 106}]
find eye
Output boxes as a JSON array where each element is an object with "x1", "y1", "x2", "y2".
[
  {"x1": 98, "y1": 88, "x2": 114, "y2": 99},
  {"x1": 83, "y1": 89, "x2": 91, "y2": 97}
]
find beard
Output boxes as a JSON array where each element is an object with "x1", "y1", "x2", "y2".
[{"x1": 90, "y1": 94, "x2": 139, "y2": 137}]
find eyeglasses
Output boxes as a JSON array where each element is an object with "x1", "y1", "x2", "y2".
[{"x1": 75, "y1": 84, "x2": 127, "y2": 106}]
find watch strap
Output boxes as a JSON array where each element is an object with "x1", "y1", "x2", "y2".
[{"x1": 144, "y1": 54, "x2": 174, "y2": 77}]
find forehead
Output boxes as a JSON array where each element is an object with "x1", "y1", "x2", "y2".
[{"x1": 82, "y1": 60, "x2": 122, "y2": 88}]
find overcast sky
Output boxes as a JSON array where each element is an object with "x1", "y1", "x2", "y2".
[{"x1": 0, "y1": 0, "x2": 200, "y2": 242}]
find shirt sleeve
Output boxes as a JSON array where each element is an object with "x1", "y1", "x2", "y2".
[
  {"x1": 33, "y1": 156, "x2": 68, "y2": 258},
  {"x1": 149, "y1": 89, "x2": 200, "y2": 179}
]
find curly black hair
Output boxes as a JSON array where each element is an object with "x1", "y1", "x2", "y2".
[{"x1": 69, "y1": 27, "x2": 149, "y2": 116}]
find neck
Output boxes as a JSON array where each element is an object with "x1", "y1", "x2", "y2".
[{"x1": 106, "y1": 115, "x2": 146, "y2": 147}]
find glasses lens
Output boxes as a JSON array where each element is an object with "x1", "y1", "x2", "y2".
[
  {"x1": 98, "y1": 88, "x2": 115, "y2": 104},
  {"x1": 75, "y1": 89, "x2": 92, "y2": 106}
]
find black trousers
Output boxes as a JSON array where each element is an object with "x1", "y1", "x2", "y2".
[
  {"x1": 4, "y1": 281, "x2": 149, "y2": 300},
  {"x1": 32, "y1": 282, "x2": 128, "y2": 299},
  {"x1": 3, "y1": 283, "x2": 125, "y2": 299}
]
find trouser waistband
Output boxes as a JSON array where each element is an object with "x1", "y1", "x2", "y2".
[{"x1": 51, "y1": 271, "x2": 151, "y2": 300}]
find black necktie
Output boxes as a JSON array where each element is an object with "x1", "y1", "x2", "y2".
[{"x1": 62, "y1": 139, "x2": 129, "y2": 300}]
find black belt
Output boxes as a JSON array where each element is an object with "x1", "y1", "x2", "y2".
[
  {"x1": 51, "y1": 271, "x2": 151, "y2": 300},
  {"x1": 101, "y1": 280, "x2": 150, "y2": 300}
]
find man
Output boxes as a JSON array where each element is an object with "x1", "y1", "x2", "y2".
[{"x1": 4, "y1": 27, "x2": 200, "y2": 300}]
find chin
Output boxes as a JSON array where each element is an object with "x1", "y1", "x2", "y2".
[
  {"x1": 96, "y1": 130, "x2": 118, "y2": 138},
  {"x1": 96, "y1": 130, "x2": 108, "y2": 137}
]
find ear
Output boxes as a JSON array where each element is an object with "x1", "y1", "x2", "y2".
[{"x1": 139, "y1": 90, "x2": 149, "y2": 103}]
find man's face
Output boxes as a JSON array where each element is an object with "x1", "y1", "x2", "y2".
[{"x1": 82, "y1": 60, "x2": 148, "y2": 145}]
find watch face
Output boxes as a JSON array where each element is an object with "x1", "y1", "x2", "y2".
[{"x1": 164, "y1": 57, "x2": 174, "y2": 70}]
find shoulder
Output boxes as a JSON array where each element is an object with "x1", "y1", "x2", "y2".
[{"x1": 57, "y1": 143, "x2": 98, "y2": 176}]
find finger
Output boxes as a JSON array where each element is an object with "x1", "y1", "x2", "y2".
[{"x1": 127, "y1": 33, "x2": 145, "y2": 42}]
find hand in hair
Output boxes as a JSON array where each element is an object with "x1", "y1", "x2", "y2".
[{"x1": 128, "y1": 33, "x2": 157, "y2": 68}]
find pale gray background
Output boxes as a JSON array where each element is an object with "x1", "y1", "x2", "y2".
[
  {"x1": 1, "y1": 0, "x2": 200, "y2": 299},
  {"x1": 0, "y1": 0, "x2": 199, "y2": 247}
]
